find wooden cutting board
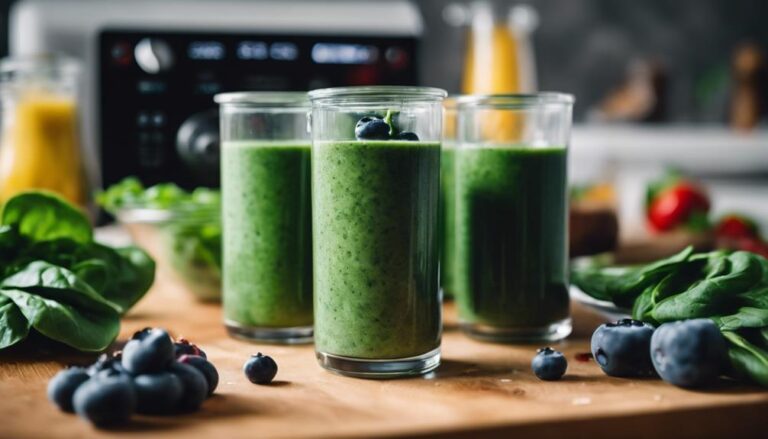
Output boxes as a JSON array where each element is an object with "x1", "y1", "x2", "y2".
[{"x1": 1, "y1": 271, "x2": 767, "y2": 439}]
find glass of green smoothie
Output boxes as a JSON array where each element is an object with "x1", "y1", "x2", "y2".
[
  {"x1": 454, "y1": 93, "x2": 574, "y2": 342},
  {"x1": 308, "y1": 86, "x2": 446, "y2": 378},
  {"x1": 215, "y1": 92, "x2": 313, "y2": 344}
]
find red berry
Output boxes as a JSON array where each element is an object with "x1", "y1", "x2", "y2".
[
  {"x1": 715, "y1": 215, "x2": 758, "y2": 240},
  {"x1": 648, "y1": 183, "x2": 710, "y2": 232}
]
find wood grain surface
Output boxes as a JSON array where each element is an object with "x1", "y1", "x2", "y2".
[{"x1": 1, "y1": 269, "x2": 767, "y2": 439}]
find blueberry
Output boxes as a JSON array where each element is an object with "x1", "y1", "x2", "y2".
[
  {"x1": 72, "y1": 374, "x2": 136, "y2": 426},
  {"x1": 169, "y1": 362, "x2": 208, "y2": 411},
  {"x1": 174, "y1": 338, "x2": 207, "y2": 359},
  {"x1": 591, "y1": 319, "x2": 656, "y2": 377},
  {"x1": 131, "y1": 327, "x2": 153, "y2": 340},
  {"x1": 88, "y1": 353, "x2": 127, "y2": 376},
  {"x1": 355, "y1": 117, "x2": 390, "y2": 140},
  {"x1": 121, "y1": 328, "x2": 175, "y2": 374},
  {"x1": 531, "y1": 347, "x2": 567, "y2": 381},
  {"x1": 243, "y1": 353, "x2": 278, "y2": 384},
  {"x1": 394, "y1": 131, "x2": 419, "y2": 141},
  {"x1": 178, "y1": 354, "x2": 218, "y2": 396},
  {"x1": 47, "y1": 366, "x2": 90, "y2": 412},
  {"x1": 133, "y1": 372, "x2": 183, "y2": 414},
  {"x1": 651, "y1": 319, "x2": 728, "y2": 388}
]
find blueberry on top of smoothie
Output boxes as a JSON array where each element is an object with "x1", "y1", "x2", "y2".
[
  {"x1": 355, "y1": 117, "x2": 390, "y2": 140},
  {"x1": 394, "y1": 131, "x2": 419, "y2": 141},
  {"x1": 355, "y1": 110, "x2": 419, "y2": 141}
]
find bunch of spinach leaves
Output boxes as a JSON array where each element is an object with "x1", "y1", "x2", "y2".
[
  {"x1": 0, "y1": 192, "x2": 155, "y2": 352},
  {"x1": 572, "y1": 246, "x2": 768, "y2": 387}
]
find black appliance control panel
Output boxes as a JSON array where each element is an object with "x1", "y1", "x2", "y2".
[{"x1": 99, "y1": 30, "x2": 417, "y2": 189}]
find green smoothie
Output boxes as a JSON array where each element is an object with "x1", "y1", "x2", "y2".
[
  {"x1": 313, "y1": 140, "x2": 442, "y2": 359},
  {"x1": 455, "y1": 145, "x2": 569, "y2": 328},
  {"x1": 222, "y1": 141, "x2": 313, "y2": 329},
  {"x1": 439, "y1": 144, "x2": 457, "y2": 298}
]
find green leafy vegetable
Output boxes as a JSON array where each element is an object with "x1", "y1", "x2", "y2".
[
  {"x1": 0, "y1": 192, "x2": 154, "y2": 351},
  {"x1": 2, "y1": 191, "x2": 92, "y2": 244},
  {"x1": 722, "y1": 331, "x2": 768, "y2": 387},
  {"x1": 0, "y1": 288, "x2": 119, "y2": 352},
  {"x1": 98, "y1": 178, "x2": 220, "y2": 301},
  {"x1": 572, "y1": 246, "x2": 768, "y2": 387},
  {"x1": 0, "y1": 296, "x2": 30, "y2": 349},
  {"x1": 96, "y1": 177, "x2": 219, "y2": 211}
]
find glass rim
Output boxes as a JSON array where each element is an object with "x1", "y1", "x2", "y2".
[
  {"x1": 308, "y1": 85, "x2": 447, "y2": 102},
  {"x1": 214, "y1": 91, "x2": 310, "y2": 107},
  {"x1": 457, "y1": 92, "x2": 575, "y2": 109},
  {"x1": 444, "y1": 95, "x2": 467, "y2": 109},
  {"x1": 0, "y1": 53, "x2": 79, "y2": 82}
]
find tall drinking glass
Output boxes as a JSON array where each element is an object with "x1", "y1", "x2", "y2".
[
  {"x1": 309, "y1": 86, "x2": 445, "y2": 377},
  {"x1": 455, "y1": 93, "x2": 574, "y2": 342},
  {"x1": 215, "y1": 92, "x2": 313, "y2": 344}
]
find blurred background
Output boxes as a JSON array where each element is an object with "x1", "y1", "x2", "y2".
[{"x1": 0, "y1": 0, "x2": 766, "y2": 261}]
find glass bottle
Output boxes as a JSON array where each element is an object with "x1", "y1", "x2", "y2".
[{"x1": 0, "y1": 54, "x2": 88, "y2": 208}]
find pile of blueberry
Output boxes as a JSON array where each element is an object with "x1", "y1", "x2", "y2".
[
  {"x1": 591, "y1": 318, "x2": 728, "y2": 388},
  {"x1": 355, "y1": 113, "x2": 419, "y2": 141},
  {"x1": 47, "y1": 328, "x2": 218, "y2": 427},
  {"x1": 532, "y1": 318, "x2": 728, "y2": 388}
]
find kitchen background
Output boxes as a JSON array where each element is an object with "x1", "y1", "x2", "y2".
[
  {"x1": 1, "y1": 0, "x2": 767, "y2": 122},
  {"x1": 0, "y1": 0, "x2": 766, "y2": 246}
]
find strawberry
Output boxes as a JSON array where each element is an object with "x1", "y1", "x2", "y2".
[
  {"x1": 647, "y1": 182, "x2": 710, "y2": 232},
  {"x1": 715, "y1": 214, "x2": 759, "y2": 240}
]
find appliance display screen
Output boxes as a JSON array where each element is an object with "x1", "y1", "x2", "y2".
[{"x1": 98, "y1": 30, "x2": 418, "y2": 190}]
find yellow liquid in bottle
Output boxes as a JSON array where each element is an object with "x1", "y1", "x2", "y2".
[
  {"x1": 462, "y1": 25, "x2": 525, "y2": 143},
  {"x1": 462, "y1": 25, "x2": 521, "y2": 94},
  {"x1": 0, "y1": 94, "x2": 87, "y2": 207}
]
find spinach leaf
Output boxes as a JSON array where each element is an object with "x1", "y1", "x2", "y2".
[
  {"x1": 631, "y1": 284, "x2": 656, "y2": 321},
  {"x1": 72, "y1": 243, "x2": 155, "y2": 312},
  {"x1": 649, "y1": 260, "x2": 706, "y2": 306},
  {"x1": 0, "y1": 288, "x2": 119, "y2": 352},
  {"x1": 713, "y1": 308, "x2": 768, "y2": 331},
  {"x1": 0, "y1": 296, "x2": 29, "y2": 349},
  {"x1": 572, "y1": 246, "x2": 695, "y2": 308},
  {"x1": 2, "y1": 240, "x2": 154, "y2": 315},
  {"x1": 570, "y1": 265, "x2": 637, "y2": 302},
  {"x1": 723, "y1": 331, "x2": 768, "y2": 387},
  {"x1": 2, "y1": 192, "x2": 92, "y2": 244},
  {"x1": 1, "y1": 261, "x2": 121, "y2": 315},
  {"x1": 651, "y1": 251, "x2": 764, "y2": 322},
  {"x1": 108, "y1": 246, "x2": 155, "y2": 312}
]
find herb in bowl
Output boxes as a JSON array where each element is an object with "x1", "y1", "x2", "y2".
[{"x1": 97, "y1": 178, "x2": 221, "y2": 301}]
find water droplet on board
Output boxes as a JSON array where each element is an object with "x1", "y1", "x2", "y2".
[{"x1": 571, "y1": 397, "x2": 592, "y2": 406}]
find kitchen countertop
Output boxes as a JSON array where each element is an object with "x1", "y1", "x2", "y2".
[{"x1": 1, "y1": 270, "x2": 767, "y2": 439}]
